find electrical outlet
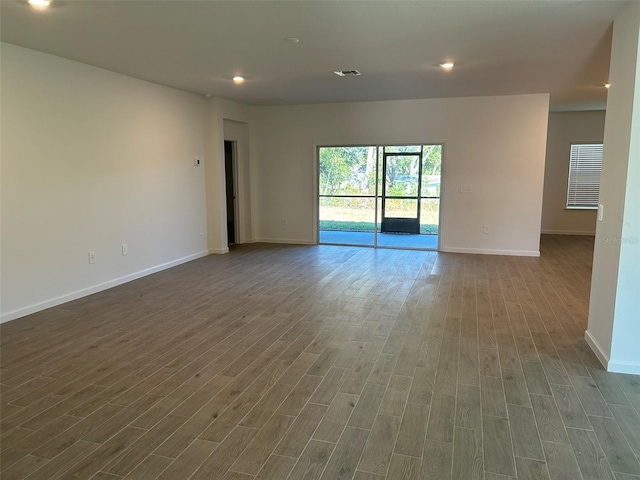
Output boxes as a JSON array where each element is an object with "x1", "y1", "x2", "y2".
[
  {"x1": 460, "y1": 184, "x2": 471, "y2": 194},
  {"x1": 88, "y1": 251, "x2": 96, "y2": 264},
  {"x1": 281, "y1": 218, "x2": 288, "y2": 226},
  {"x1": 483, "y1": 225, "x2": 490, "y2": 234},
  {"x1": 122, "y1": 244, "x2": 128, "y2": 256},
  {"x1": 199, "y1": 226, "x2": 204, "y2": 236}
]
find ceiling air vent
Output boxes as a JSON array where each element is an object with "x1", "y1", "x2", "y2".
[{"x1": 334, "y1": 70, "x2": 361, "y2": 77}]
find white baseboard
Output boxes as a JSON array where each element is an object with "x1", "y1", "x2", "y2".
[
  {"x1": 541, "y1": 230, "x2": 596, "y2": 236},
  {"x1": 255, "y1": 238, "x2": 316, "y2": 245},
  {"x1": 209, "y1": 247, "x2": 229, "y2": 254},
  {"x1": 0, "y1": 250, "x2": 210, "y2": 324},
  {"x1": 440, "y1": 246, "x2": 540, "y2": 257},
  {"x1": 584, "y1": 330, "x2": 609, "y2": 370},
  {"x1": 585, "y1": 330, "x2": 640, "y2": 374}
]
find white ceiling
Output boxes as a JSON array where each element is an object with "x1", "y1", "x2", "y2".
[{"x1": 1, "y1": 0, "x2": 626, "y2": 110}]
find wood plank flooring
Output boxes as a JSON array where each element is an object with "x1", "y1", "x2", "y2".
[{"x1": 2, "y1": 235, "x2": 640, "y2": 479}]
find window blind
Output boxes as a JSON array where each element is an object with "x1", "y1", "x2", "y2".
[{"x1": 567, "y1": 143, "x2": 603, "y2": 209}]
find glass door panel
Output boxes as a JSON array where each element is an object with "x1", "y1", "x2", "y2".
[
  {"x1": 318, "y1": 146, "x2": 378, "y2": 246},
  {"x1": 384, "y1": 198, "x2": 419, "y2": 218},
  {"x1": 384, "y1": 156, "x2": 420, "y2": 197},
  {"x1": 420, "y1": 198, "x2": 440, "y2": 234},
  {"x1": 381, "y1": 150, "x2": 421, "y2": 234}
]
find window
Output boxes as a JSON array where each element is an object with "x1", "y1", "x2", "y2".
[{"x1": 567, "y1": 143, "x2": 603, "y2": 209}]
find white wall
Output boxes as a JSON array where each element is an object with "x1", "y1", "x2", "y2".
[
  {"x1": 541, "y1": 111, "x2": 605, "y2": 235},
  {"x1": 1, "y1": 44, "x2": 209, "y2": 322},
  {"x1": 586, "y1": 1, "x2": 640, "y2": 375},
  {"x1": 251, "y1": 94, "x2": 550, "y2": 256}
]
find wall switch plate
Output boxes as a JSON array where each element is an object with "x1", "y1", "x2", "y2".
[
  {"x1": 88, "y1": 251, "x2": 96, "y2": 264},
  {"x1": 122, "y1": 244, "x2": 128, "y2": 256},
  {"x1": 483, "y1": 225, "x2": 490, "y2": 234},
  {"x1": 199, "y1": 226, "x2": 204, "y2": 236},
  {"x1": 460, "y1": 184, "x2": 471, "y2": 194},
  {"x1": 194, "y1": 158, "x2": 201, "y2": 166},
  {"x1": 598, "y1": 204, "x2": 604, "y2": 221}
]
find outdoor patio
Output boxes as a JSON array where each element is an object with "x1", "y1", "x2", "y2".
[{"x1": 319, "y1": 230, "x2": 438, "y2": 250}]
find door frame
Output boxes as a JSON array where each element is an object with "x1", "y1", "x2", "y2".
[{"x1": 224, "y1": 139, "x2": 239, "y2": 247}]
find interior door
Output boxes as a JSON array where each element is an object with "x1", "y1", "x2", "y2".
[
  {"x1": 381, "y1": 151, "x2": 422, "y2": 234},
  {"x1": 224, "y1": 140, "x2": 236, "y2": 245}
]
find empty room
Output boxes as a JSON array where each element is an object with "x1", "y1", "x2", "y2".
[{"x1": 1, "y1": 1, "x2": 639, "y2": 480}]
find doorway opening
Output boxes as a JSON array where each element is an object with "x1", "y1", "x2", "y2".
[
  {"x1": 224, "y1": 140, "x2": 236, "y2": 246},
  {"x1": 318, "y1": 144, "x2": 442, "y2": 250}
]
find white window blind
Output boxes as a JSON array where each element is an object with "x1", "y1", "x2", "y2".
[{"x1": 567, "y1": 143, "x2": 603, "y2": 209}]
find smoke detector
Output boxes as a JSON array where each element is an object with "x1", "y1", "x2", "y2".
[{"x1": 334, "y1": 70, "x2": 361, "y2": 77}]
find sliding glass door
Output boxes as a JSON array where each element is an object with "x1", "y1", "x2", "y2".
[{"x1": 319, "y1": 144, "x2": 442, "y2": 250}]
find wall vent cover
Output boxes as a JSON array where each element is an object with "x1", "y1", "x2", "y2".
[{"x1": 334, "y1": 70, "x2": 361, "y2": 77}]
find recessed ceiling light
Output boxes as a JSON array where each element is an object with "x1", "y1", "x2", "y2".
[
  {"x1": 232, "y1": 76, "x2": 245, "y2": 84},
  {"x1": 334, "y1": 70, "x2": 361, "y2": 77},
  {"x1": 604, "y1": 83, "x2": 611, "y2": 89},
  {"x1": 440, "y1": 62, "x2": 455, "y2": 69},
  {"x1": 284, "y1": 37, "x2": 300, "y2": 43},
  {"x1": 28, "y1": 0, "x2": 50, "y2": 7}
]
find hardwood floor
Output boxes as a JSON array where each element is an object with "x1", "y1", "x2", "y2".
[{"x1": 1, "y1": 235, "x2": 639, "y2": 480}]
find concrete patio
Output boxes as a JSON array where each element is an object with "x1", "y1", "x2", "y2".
[{"x1": 319, "y1": 230, "x2": 438, "y2": 250}]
